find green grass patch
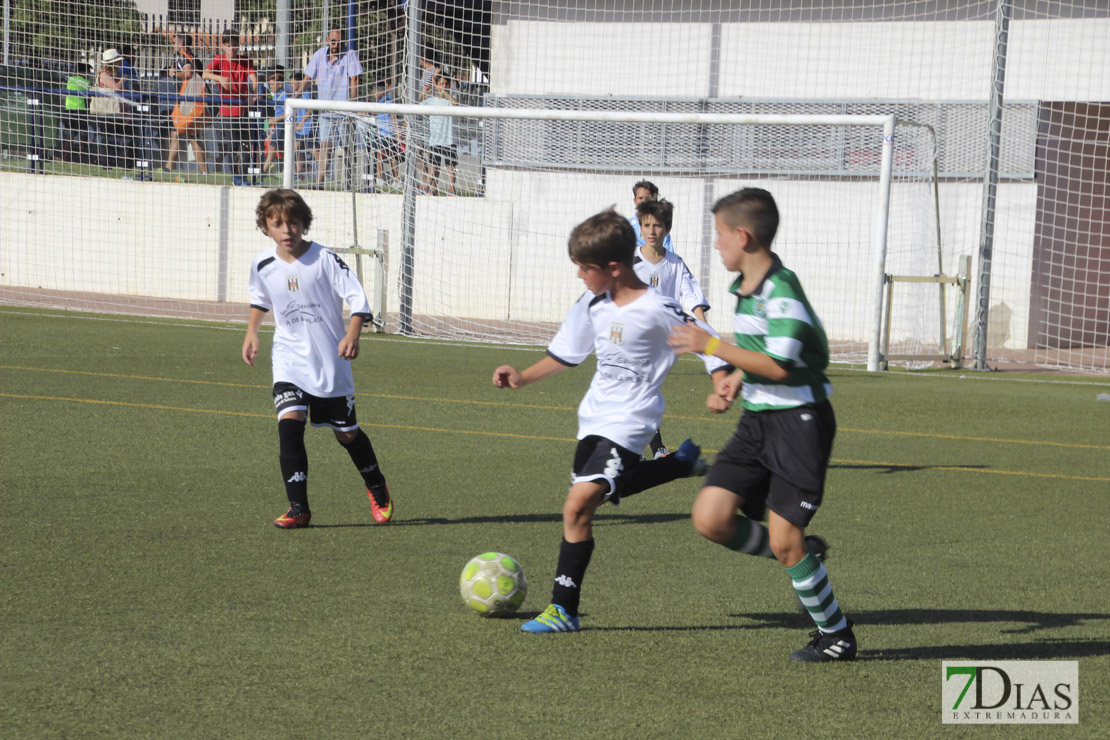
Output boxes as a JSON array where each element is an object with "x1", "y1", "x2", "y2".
[{"x1": 1, "y1": 308, "x2": 1107, "y2": 738}]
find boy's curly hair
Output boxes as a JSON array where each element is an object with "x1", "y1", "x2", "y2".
[{"x1": 255, "y1": 189, "x2": 313, "y2": 233}]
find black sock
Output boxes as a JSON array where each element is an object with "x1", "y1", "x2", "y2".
[
  {"x1": 339, "y1": 429, "x2": 385, "y2": 488},
  {"x1": 278, "y1": 418, "x2": 309, "y2": 509},
  {"x1": 648, "y1": 428, "x2": 666, "y2": 457},
  {"x1": 551, "y1": 537, "x2": 594, "y2": 617},
  {"x1": 620, "y1": 455, "x2": 687, "y2": 499}
]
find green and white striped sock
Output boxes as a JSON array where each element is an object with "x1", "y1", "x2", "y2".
[
  {"x1": 786, "y1": 552, "x2": 847, "y2": 633},
  {"x1": 724, "y1": 516, "x2": 775, "y2": 558}
]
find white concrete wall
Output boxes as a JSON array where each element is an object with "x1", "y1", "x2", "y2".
[
  {"x1": 0, "y1": 171, "x2": 1036, "y2": 350},
  {"x1": 491, "y1": 18, "x2": 1110, "y2": 101}
]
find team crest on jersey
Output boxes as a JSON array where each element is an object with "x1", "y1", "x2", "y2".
[
  {"x1": 753, "y1": 296, "x2": 767, "y2": 317},
  {"x1": 286, "y1": 275, "x2": 300, "y2": 292},
  {"x1": 650, "y1": 272, "x2": 660, "y2": 288},
  {"x1": 609, "y1": 322, "x2": 625, "y2": 345}
]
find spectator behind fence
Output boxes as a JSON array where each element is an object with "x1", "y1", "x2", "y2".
[
  {"x1": 61, "y1": 64, "x2": 92, "y2": 163},
  {"x1": 263, "y1": 68, "x2": 289, "y2": 175},
  {"x1": 90, "y1": 48, "x2": 134, "y2": 170},
  {"x1": 420, "y1": 74, "x2": 458, "y2": 195},
  {"x1": 372, "y1": 81, "x2": 400, "y2": 187},
  {"x1": 171, "y1": 33, "x2": 196, "y2": 81},
  {"x1": 203, "y1": 30, "x2": 257, "y2": 186},
  {"x1": 419, "y1": 55, "x2": 439, "y2": 99},
  {"x1": 290, "y1": 71, "x2": 315, "y2": 180},
  {"x1": 300, "y1": 28, "x2": 363, "y2": 186},
  {"x1": 166, "y1": 57, "x2": 209, "y2": 176}
]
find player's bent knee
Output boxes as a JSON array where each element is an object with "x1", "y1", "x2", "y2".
[
  {"x1": 333, "y1": 428, "x2": 357, "y2": 445},
  {"x1": 691, "y1": 486, "x2": 736, "y2": 542}
]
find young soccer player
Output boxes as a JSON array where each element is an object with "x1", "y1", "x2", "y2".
[
  {"x1": 493, "y1": 208, "x2": 731, "y2": 633},
  {"x1": 628, "y1": 180, "x2": 674, "y2": 252},
  {"x1": 242, "y1": 189, "x2": 393, "y2": 528},
  {"x1": 633, "y1": 197, "x2": 715, "y2": 458},
  {"x1": 668, "y1": 187, "x2": 855, "y2": 662}
]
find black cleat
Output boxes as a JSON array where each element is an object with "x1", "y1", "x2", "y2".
[{"x1": 790, "y1": 620, "x2": 857, "y2": 662}]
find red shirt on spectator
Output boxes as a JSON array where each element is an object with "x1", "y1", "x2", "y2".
[{"x1": 205, "y1": 53, "x2": 255, "y2": 117}]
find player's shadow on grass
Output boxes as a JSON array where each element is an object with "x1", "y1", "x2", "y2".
[
  {"x1": 829, "y1": 463, "x2": 989, "y2": 474},
  {"x1": 738, "y1": 608, "x2": 1110, "y2": 660},
  {"x1": 309, "y1": 512, "x2": 689, "y2": 528}
]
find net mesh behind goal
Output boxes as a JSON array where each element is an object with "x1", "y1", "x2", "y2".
[{"x1": 297, "y1": 103, "x2": 943, "y2": 365}]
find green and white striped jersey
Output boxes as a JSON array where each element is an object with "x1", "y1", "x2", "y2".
[{"x1": 730, "y1": 255, "x2": 832, "y2": 412}]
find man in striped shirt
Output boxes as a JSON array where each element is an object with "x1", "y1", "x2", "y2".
[{"x1": 669, "y1": 187, "x2": 856, "y2": 662}]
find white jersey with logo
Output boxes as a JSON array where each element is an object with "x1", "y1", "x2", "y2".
[
  {"x1": 547, "y1": 288, "x2": 728, "y2": 452},
  {"x1": 632, "y1": 246, "x2": 710, "y2": 313},
  {"x1": 248, "y1": 241, "x2": 372, "y2": 398}
]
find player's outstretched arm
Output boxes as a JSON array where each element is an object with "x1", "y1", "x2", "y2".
[
  {"x1": 493, "y1": 355, "x2": 568, "y2": 389},
  {"x1": 242, "y1": 307, "x2": 267, "y2": 367},
  {"x1": 669, "y1": 324, "x2": 789, "y2": 382}
]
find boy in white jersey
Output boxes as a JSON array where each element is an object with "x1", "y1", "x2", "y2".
[
  {"x1": 242, "y1": 189, "x2": 394, "y2": 528},
  {"x1": 669, "y1": 188, "x2": 856, "y2": 662},
  {"x1": 492, "y1": 209, "x2": 730, "y2": 633},
  {"x1": 633, "y1": 198, "x2": 716, "y2": 458},
  {"x1": 628, "y1": 180, "x2": 674, "y2": 252}
]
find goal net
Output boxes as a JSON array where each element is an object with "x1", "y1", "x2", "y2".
[
  {"x1": 285, "y1": 98, "x2": 945, "y2": 368},
  {"x1": 2, "y1": 0, "x2": 1108, "y2": 372}
]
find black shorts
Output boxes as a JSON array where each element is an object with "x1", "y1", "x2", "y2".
[
  {"x1": 704, "y1": 400, "x2": 836, "y2": 527},
  {"x1": 428, "y1": 145, "x2": 457, "y2": 167},
  {"x1": 571, "y1": 435, "x2": 644, "y2": 505},
  {"x1": 273, "y1": 382, "x2": 359, "y2": 432}
]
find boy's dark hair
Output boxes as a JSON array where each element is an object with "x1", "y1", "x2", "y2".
[
  {"x1": 221, "y1": 30, "x2": 240, "y2": 46},
  {"x1": 256, "y1": 189, "x2": 313, "y2": 233},
  {"x1": 267, "y1": 68, "x2": 283, "y2": 81},
  {"x1": 712, "y1": 188, "x2": 779, "y2": 248},
  {"x1": 632, "y1": 180, "x2": 658, "y2": 197},
  {"x1": 635, "y1": 198, "x2": 674, "y2": 232},
  {"x1": 292, "y1": 71, "x2": 306, "y2": 82},
  {"x1": 568, "y1": 209, "x2": 636, "y2": 268},
  {"x1": 181, "y1": 34, "x2": 194, "y2": 50},
  {"x1": 373, "y1": 80, "x2": 387, "y2": 91}
]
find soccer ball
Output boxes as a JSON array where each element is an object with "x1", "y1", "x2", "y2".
[{"x1": 459, "y1": 552, "x2": 527, "y2": 617}]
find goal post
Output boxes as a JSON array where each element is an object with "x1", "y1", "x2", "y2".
[{"x1": 283, "y1": 98, "x2": 947, "y2": 370}]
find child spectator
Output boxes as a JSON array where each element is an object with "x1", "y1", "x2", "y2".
[
  {"x1": 668, "y1": 187, "x2": 855, "y2": 662},
  {"x1": 372, "y1": 81, "x2": 400, "y2": 187},
  {"x1": 262, "y1": 68, "x2": 289, "y2": 175},
  {"x1": 289, "y1": 72, "x2": 315, "y2": 180},
  {"x1": 242, "y1": 189, "x2": 394, "y2": 528},
  {"x1": 420, "y1": 74, "x2": 458, "y2": 195},
  {"x1": 492, "y1": 208, "x2": 730, "y2": 633},
  {"x1": 633, "y1": 197, "x2": 717, "y2": 459}
]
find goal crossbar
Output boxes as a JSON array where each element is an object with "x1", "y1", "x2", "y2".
[{"x1": 282, "y1": 102, "x2": 898, "y2": 370}]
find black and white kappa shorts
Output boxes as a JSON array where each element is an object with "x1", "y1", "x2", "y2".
[
  {"x1": 570, "y1": 435, "x2": 643, "y2": 505},
  {"x1": 273, "y1": 382, "x2": 359, "y2": 432},
  {"x1": 704, "y1": 400, "x2": 836, "y2": 528}
]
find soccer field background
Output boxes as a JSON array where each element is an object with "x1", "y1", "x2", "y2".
[{"x1": 1, "y1": 308, "x2": 1107, "y2": 738}]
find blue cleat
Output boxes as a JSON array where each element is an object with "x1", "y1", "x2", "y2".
[
  {"x1": 521, "y1": 603, "x2": 579, "y2": 633},
  {"x1": 672, "y1": 438, "x2": 707, "y2": 477}
]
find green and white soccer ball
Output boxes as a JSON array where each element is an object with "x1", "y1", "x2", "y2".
[{"x1": 459, "y1": 552, "x2": 527, "y2": 617}]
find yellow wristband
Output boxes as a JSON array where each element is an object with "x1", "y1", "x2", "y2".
[{"x1": 704, "y1": 337, "x2": 721, "y2": 357}]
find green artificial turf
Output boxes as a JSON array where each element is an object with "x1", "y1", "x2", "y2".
[{"x1": 1, "y1": 307, "x2": 1107, "y2": 738}]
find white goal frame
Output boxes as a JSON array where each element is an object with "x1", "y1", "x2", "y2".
[{"x1": 283, "y1": 99, "x2": 900, "y2": 371}]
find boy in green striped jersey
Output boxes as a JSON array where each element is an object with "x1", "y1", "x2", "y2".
[{"x1": 669, "y1": 188, "x2": 856, "y2": 662}]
